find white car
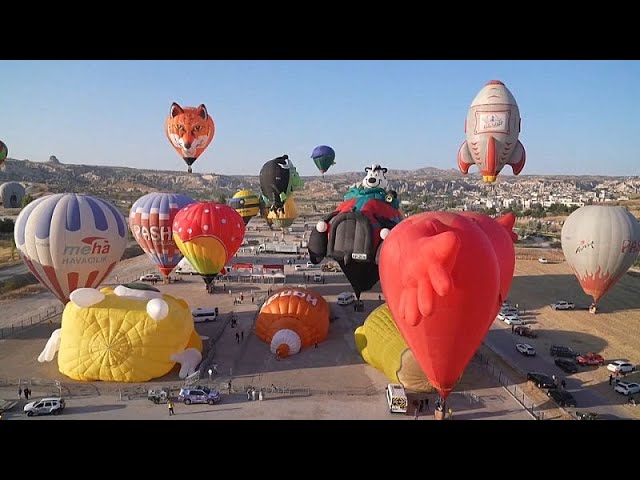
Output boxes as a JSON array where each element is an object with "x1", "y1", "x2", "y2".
[
  {"x1": 614, "y1": 381, "x2": 640, "y2": 396},
  {"x1": 24, "y1": 397, "x2": 65, "y2": 416},
  {"x1": 306, "y1": 262, "x2": 317, "y2": 268},
  {"x1": 337, "y1": 292, "x2": 356, "y2": 305},
  {"x1": 503, "y1": 316, "x2": 525, "y2": 326},
  {"x1": 538, "y1": 257, "x2": 549, "y2": 264},
  {"x1": 294, "y1": 264, "x2": 303, "y2": 270},
  {"x1": 516, "y1": 343, "x2": 536, "y2": 356},
  {"x1": 607, "y1": 360, "x2": 635, "y2": 374},
  {"x1": 139, "y1": 273, "x2": 161, "y2": 282},
  {"x1": 551, "y1": 301, "x2": 574, "y2": 310}
]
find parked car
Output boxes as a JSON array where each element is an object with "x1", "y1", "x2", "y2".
[
  {"x1": 551, "y1": 301, "x2": 575, "y2": 310},
  {"x1": 550, "y1": 345, "x2": 578, "y2": 358},
  {"x1": 607, "y1": 360, "x2": 635, "y2": 375},
  {"x1": 516, "y1": 343, "x2": 536, "y2": 356},
  {"x1": 614, "y1": 381, "x2": 640, "y2": 396},
  {"x1": 139, "y1": 273, "x2": 162, "y2": 282},
  {"x1": 575, "y1": 352, "x2": 605, "y2": 366},
  {"x1": 538, "y1": 257, "x2": 549, "y2": 264},
  {"x1": 23, "y1": 397, "x2": 65, "y2": 416},
  {"x1": 575, "y1": 411, "x2": 599, "y2": 420},
  {"x1": 147, "y1": 388, "x2": 170, "y2": 404},
  {"x1": 555, "y1": 358, "x2": 578, "y2": 374},
  {"x1": 504, "y1": 316, "x2": 526, "y2": 326},
  {"x1": 337, "y1": 292, "x2": 356, "y2": 306},
  {"x1": 513, "y1": 325, "x2": 537, "y2": 338},
  {"x1": 547, "y1": 389, "x2": 577, "y2": 407},
  {"x1": 527, "y1": 372, "x2": 557, "y2": 389},
  {"x1": 500, "y1": 307, "x2": 519, "y2": 316},
  {"x1": 178, "y1": 387, "x2": 221, "y2": 405}
]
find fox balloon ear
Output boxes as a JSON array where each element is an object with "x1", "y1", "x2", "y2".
[
  {"x1": 170, "y1": 102, "x2": 184, "y2": 118},
  {"x1": 197, "y1": 104, "x2": 208, "y2": 120}
]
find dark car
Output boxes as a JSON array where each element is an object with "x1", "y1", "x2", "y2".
[
  {"x1": 555, "y1": 358, "x2": 578, "y2": 374},
  {"x1": 547, "y1": 389, "x2": 577, "y2": 407},
  {"x1": 527, "y1": 372, "x2": 557, "y2": 389},
  {"x1": 514, "y1": 325, "x2": 537, "y2": 338},
  {"x1": 575, "y1": 411, "x2": 599, "y2": 420},
  {"x1": 550, "y1": 345, "x2": 578, "y2": 358}
]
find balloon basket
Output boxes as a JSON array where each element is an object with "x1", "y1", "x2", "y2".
[{"x1": 434, "y1": 409, "x2": 446, "y2": 421}]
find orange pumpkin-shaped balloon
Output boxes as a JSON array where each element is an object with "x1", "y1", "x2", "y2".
[
  {"x1": 255, "y1": 287, "x2": 330, "y2": 358},
  {"x1": 165, "y1": 102, "x2": 215, "y2": 173}
]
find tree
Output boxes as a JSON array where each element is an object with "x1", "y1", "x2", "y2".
[
  {"x1": 216, "y1": 194, "x2": 227, "y2": 204},
  {"x1": 21, "y1": 194, "x2": 34, "y2": 208}
]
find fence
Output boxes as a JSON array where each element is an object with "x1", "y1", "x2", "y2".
[{"x1": 473, "y1": 351, "x2": 545, "y2": 420}]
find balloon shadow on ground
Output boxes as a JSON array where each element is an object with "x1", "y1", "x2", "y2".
[
  {"x1": 61, "y1": 404, "x2": 127, "y2": 415},
  {"x1": 509, "y1": 273, "x2": 640, "y2": 312}
]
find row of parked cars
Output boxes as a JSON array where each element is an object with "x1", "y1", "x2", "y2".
[{"x1": 526, "y1": 372, "x2": 577, "y2": 407}]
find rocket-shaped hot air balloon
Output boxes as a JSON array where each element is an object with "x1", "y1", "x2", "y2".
[{"x1": 457, "y1": 80, "x2": 526, "y2": 183}]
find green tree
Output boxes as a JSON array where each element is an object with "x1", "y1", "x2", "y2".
[
  {"x1": 21, "y1": 194, "x2": 34, "y2": 208},
  {"x1": 217, "y1": 194, "x2": 227, "y2": 204}
]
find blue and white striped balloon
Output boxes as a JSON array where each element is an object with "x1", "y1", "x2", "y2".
[{"x1": 14, "y1": 193, "x2": 128, "y2": 304}]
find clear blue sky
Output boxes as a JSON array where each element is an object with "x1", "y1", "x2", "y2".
[{"x1": 1, "y1": 60, "x2": 638, "y2": 177}]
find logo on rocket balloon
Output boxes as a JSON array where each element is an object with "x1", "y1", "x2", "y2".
[
  {"x1": 131, "y1": 224, "x2": 173, "y2": 247},
  {"x1": 576, "y1": 240, "x2": 595, "y2": 254},
  {"x1": 62, "y1": 236, "x2": 112, "y2": 265},
  {"x1": 477, "y1": 112, "x2": 509, "y2": 134}
]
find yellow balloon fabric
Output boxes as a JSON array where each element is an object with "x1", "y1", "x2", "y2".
[
  {"x1": 57, "y1": 286, "x2": 201, "y2": 382},
  {"x1": 231, "y1": 190, "x2": 260, "y2": 224},
  {"x1": 267, "y1": 196, "x2": 299, "y2": 229},
  {"x1": 355, "y1": 303, "x2": 435, "y2": 393},
  {"x1": 173, "y1": 235, "x2": 227, "y2": 276}
]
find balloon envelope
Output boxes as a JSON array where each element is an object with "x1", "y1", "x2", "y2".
[
  {"x1": 561, "y1": 205, "x2": 640, "y2": 303},
  {"x1": 172, "y1": 202, "x2": 245, "y2": 285},
  {"x1": 165, "y1": 102, "x2": 215, "y2": 172},
  {"x1": 311, "y1": 145, "x2": 336, "y2": 174},
  {"x1": 0, "y1": 140, "x2": 7, "y2": 166},
  {"x1": 129, "y1": 192, "x2": 194, "y2": 277},
  {"x1": 379, "y1": 212, "x2": 504, "y2": 398},
  {"x1": 259, "y1": 155, "x2": 304, "y2": 213},
  {"x1": 14, "y1": 193, "x2": 128, "y2": 304},
  {"x1": 228, "y1": 190, "x2": 260, "y2": 225}
]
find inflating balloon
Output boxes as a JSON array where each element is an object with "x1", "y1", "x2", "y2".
[
  {"x1": 379, "y1": 212, "x2": 507, "y2": 400},
  {"x1": 311, "y1": 145, "x2": 336, "y2": 175},
  {"x1": 0, "y1": 181, "x2": 26, "y2": 208},
  {"x1": 355, "y1": 303, "x2": 435, "y2": 393},
  {"x1": 129, "y1": 192, "x2": 195, "y2": 279},
  {"x1": 37, "y1": 283, "x2": 202, "y2": 382},
  {"x1": 165, "y1": 102, "x2": 215, "y2": 173},
  {"x1": 266, "y1": 195, "x2": 299, "y2": 229},
  {"x1": 0, "y1": 140, "x2": 7, "y2": 167},
  {"x1": 259, "y1": 155, "x2": 304, "y2": 214},
  {"x1": 172, "y1": 202, "x2": 245, "y2": 286},
  {"x1": 14, "y1": 193, "x2": 128, "y2": 305},
  {"x1": 457, "y1": 80, "x2": 526, "y2": 183},
  {"x1": 258, "y1": 197, "x2": 274, "y2": 229},
  {"x1": 228, "y1": 189, "x2": 260, "y2": 225},
  {"x1": 308, "y1": 164, "x2": 402, "y2": 299},
  {"x1": 255, "y1": 287, "x2": 330, "y2": 358},
  {"x1": 561, "y1": 205, "x2": 640, "y2": 311}
]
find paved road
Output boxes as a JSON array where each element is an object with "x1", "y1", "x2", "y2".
[{"x1": 485, "y1": 319, "x2": 634, "y2": 420}]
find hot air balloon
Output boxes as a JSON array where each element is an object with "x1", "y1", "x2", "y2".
[
  {"x1": 259, "y1": 155, "x2": 304, "y2": 214},
  {"x1": 266, "y1": 195, "x2": 299, "y2": 230},
  {"x1": 37, "y1": 284, "x2": 203, "y2": 382},
  {"x1": 0, "y1": 140, "x2": 7, "y2": 167},
  {"x1": 307, "y1": 164, "x2": 402, "y2": 300},
  {"x1": 165, "y1": 102, "x2": 215, "y2": 173},
  {"x1": 129, "y1": 192, "x2": 195, "y2": 279},
  {"x1": 457, "y1": 80, "x2": 526, "y2": 183},
  {"x1": 355, "y1": 303, "x2": 435, "y2": 393},
  {"x1": 14, "y1": 193, "x2": 128, "y2": 305},
  {"x1": 228, "y1": 190, "x2": 260, "y2": 225},
  {"x1": 255, "y1": 287, "x2": 330, "y2": 358},
  {"x1": 561, "y1": 205, "x2": 640, "y2": 313},
  {"x1": 379, "y1": 212, "x2": 513, "y2": 412},
  {"x1": 258, "y1": 197, "x2": 274, "y2": 229},
  {"x1": 311, "y1": 145, "x2": 336, "y2": 175},
  {"x1": 0, "y1": 181, "x2": 26, "y2": 208},
  {"x1": 172, "y1": 202, "x2": 245, "y2": 286}
]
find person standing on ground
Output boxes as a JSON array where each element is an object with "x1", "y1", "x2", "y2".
[
  {"x1": 228, "y1": 381, "x2": 232, "y2": 394},
  {"x1": 235, "y1": 332, "x2": 240, "y2": 344},
  {"x1": 241, "y1": 331, "x2": 244, "y2": 341},
  {"x1": 167, "y1": 399, "x2": 175, "y2": 416},
  {"x1": 424, "y1": 398, "x2": 430, "y2": 412},
  {"x1": 609, "y1": 374, "x2": 613, "y2": 385},
  {"x1": 18, "y1": 387, "x2": 22, "y2": 399},
  {"x1": 448, "y1": 407, "x2": 453, "y2": 420}
]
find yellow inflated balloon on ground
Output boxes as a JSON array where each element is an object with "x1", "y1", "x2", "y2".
[
  {"x1": 37, "y1": 284, "x2": 203, "y2": 383},
  {"x1": 355, "y1": 303, "x2": 435, "y2": 393}
]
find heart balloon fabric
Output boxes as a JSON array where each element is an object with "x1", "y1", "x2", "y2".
[{"x1": 379, "y1": 212, "x2": 513, "y2": 398}]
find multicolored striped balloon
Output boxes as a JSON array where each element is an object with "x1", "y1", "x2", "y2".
[
  {"x1": 129, "y1": 192, "x2": 194, "y2": 277},
  {"x1": 14, "y1": 193, "x2": 128, "y2": 304}
]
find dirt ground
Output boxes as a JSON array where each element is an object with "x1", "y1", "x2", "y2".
[{"x1": 507, "y1": 256, "x2": 640, "y2": 415}]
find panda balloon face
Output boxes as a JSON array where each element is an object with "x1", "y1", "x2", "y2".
[{"x1": 363, "y1": 164, "x2": 389, "y2": 190}]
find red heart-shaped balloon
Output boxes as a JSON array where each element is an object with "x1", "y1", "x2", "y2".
[{"x1": 379, "y1": 212, "x2": 507, "y2": 398}]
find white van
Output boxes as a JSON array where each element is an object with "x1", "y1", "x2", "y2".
[
  {"x1": 191, "y1": 307, "x2": 217, "y2": 323},
  {"x1": 386, "y1": 384, "x2": 408, "y2": 413},
  {"x1": 337, "y1": 292, "x2": 355, "y2": 305}
]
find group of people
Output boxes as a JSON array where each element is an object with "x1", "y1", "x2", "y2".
[{"x1": 18, "y1": 387, "x2": 32, "y2": 400}]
